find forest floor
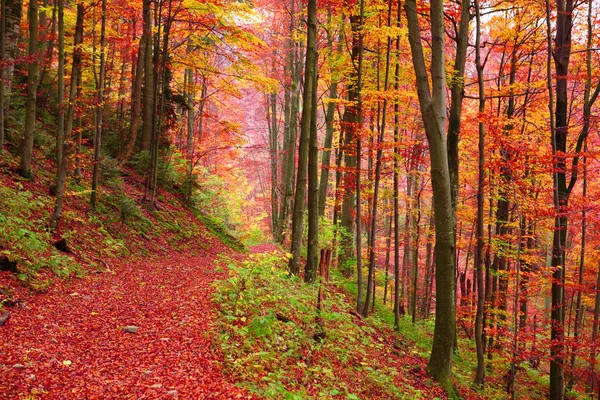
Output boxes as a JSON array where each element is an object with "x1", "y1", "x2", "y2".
[
  {"x1": 0, "y1": 249, "x2": 253, "y2": 399},
  {"x1": 0, "y1": 150, "x2": 545, "y2": 399}
]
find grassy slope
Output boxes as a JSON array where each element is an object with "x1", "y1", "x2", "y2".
[
  {"x1": 213, "y1": 243, "x2": 580, "y2": 400},
  {"x1": 0, "y1": 145, "x2": 240, "y2": 290}
]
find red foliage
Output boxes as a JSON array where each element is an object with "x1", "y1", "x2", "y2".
[{"x1": 0, "y1": 250, "x2": 252, "y2": 398}]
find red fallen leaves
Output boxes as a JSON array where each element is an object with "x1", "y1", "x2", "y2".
[{"x1": 0, "y1": 251, "x2": 253, "y2": 399}]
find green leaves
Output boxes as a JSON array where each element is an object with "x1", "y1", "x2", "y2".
[
  {"x1": 0, "y1": 186, "x2": 81, "y2": 282},
  {"x1": 212, "y1": 251, "x2": 410, "y2": 399}
]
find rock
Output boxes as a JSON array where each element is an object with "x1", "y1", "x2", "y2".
[
  {"x1": 0, "y1": 256, "x2": 18, "y2": 273},
  {"x1": 123, "y1": 325, "x2": 139, "y2": 334},
  {"x1": 167, "y1": 390, "x2": 178, "y2": 396},
  {"x1": 54, "y1": 238, "x2": 71, "y2": 253},
  {"x1": 12, "y1": 364, "x2": 25, "y2": 369},
  {"x1": 0, "y1": 311, "x2": 9, "y2": 326}
]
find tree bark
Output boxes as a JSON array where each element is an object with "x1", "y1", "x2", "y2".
[
  {"x1": 277, "y1": 3, "x2": 300, "y2": 243},
  {"x1": 141, "y1": 0, "x2": 154, "y2": 153},
  {"x1": 288, "y1": 0, "x2": 318, "y2": 277},
  {"x1": 405, "y1": 0, "x2": 456, "y2": 392},
  {"x1": 304, "y1": 0, "x2": 319, "y2": 283},
  {"x1": 0, "y1": 0, "x2": 6, "y2": 153},
  {"x1": 119, "y1": 20, "x2": 145, "y2": 166},
  {"x1": 20, "y1": 0, "x2": 39, "y2": 178},
  {"x1": 363, "y1": 0, "x2": 392, "y2": 317},
  {"x1": 474, "y1": 0, "x2": 486, "y2": 384},
  {"x1": 91, "y1": 0, "x2": 107, "y2": 209},
  {"x1": 1, "y1": 0, "x2": 22, "y2": 133},
  {"x1": 317, "y1": 10, "x2": 340, "y2": 218},
  {"x1": 49, "y1": 4, "x2": 84, "y2": 231}
]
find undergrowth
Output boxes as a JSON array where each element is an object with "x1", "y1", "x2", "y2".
[
  {"x1": 0, "y1": 184, "x2": 82, "y2": 285},
  {"x1": 212, "y1": 252, "x2": 430, "y2": 399}
]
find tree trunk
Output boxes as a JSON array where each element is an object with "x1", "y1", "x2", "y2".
[
  {"x1": 411, "y1": 180, "x2": 421, "y2": 324},
  {"x1": 0, "y1": 0, "x2": 6, "y2": 153},
  {"x1": 141, "y1": 0, "x2": 154, "y2": 153},
  {"x1": 363, "y1": 0, "x2": 392, "y2": 317},
  {"x1": 421, "y1": 204, "x2": 434, "y2": 319},
  {"x1": 393, "y1": 1, "x2": 401, "y2": 328},
  {"x1": 405, "y1": 0, "x2": 456, "y2": 391},
  {"x1": 54, "y1": 0, "x2": 65, "y2": 167},
  {"x1": 277, "y1": 3, "x2": 300, "y2": 243},
  {"x1": 353, "y1": 1, "x2": 365, "y2": 313},
  {"x1": 90, "y1": 0, "x2": 107, "y2": 209},
  {"x1": 49, "y1": 4, "x2": 84, "y2": 231},
  {"x1": 338, "y1": 11, "x2": 363, "y2": 278},
  {"x1": 267, "y1": 68, "x2": 280, "y2": 236},
  {"x1": 548, "y1": 0, "x2": 574, "y2": 395},
  {"x1": 1, "y1": 0, "x2": 22, "y2": 133},
  {"x1": 317, "y1": 10, "x2": 340, "y2": 218},
  {"x1": 119, "y1": 20, "x2": 145, "y2": 166},
  {"x1": 288, "y1": 0, "x2": 318, "y2": 277},
  {"x1": 473, "y1": 0, "x2": 486, "y2": 383},
  {"x1": 20, "y1": 0, "x2": 39, "y2": 178},
  {"x1": 303, "y1": 0, "x2": 319, "y2": 284}
]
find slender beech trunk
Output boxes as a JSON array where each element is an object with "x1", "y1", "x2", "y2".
[
  {"x1": 473, "y1": 0, "x2": 486, "y2": 383},
  {"x1": 90, "y1": 0, "x2": 107, "y2": 209},
  {"x1": 49, "y1": 4, "x2": 83, "y2": 231},
  {"x1": 304, "y1": 0, "x2": 319, "y2": 283},
  {"x1": 546, "y1": 0, "x2": 592, "y2": 394},
  {"x1": 383, "y1": 211, "x2": 392, "y2": 305},
  {"x1": 267, "y1": 60, "x2": 280, "y2": 235},
  {"x1": 20, "y1": 0, "x2": 39, "y2": 178},
  {"x1": 338, "y1": 12, "x2": 362, "y2": 277},
  {"x1": 2, "y1": 0, "x2": 23, "y2": 133},
  {"x1": 120, "y1": 21, "x2": 145, "y2": 166},
  {"x1": 569, "y1": 0, "x2": 595, "y2": 382},
  {"x1": 405, "y1": 0, "x2": 456, "y2": 391},
  {"x1": 363, "y1": 0, "x2": 392, "y2": 317},
  {"x1": 54, "y1": 0, "x2": 65, "y2": 167},
  {"x1": 0, "y1": 0, "x2": 6, "y2": 154},
  {"x1": 392, "y1": 1, "x2": 401, "y2": 329},
  {"x1": 148, "y1": 0, "x2": 173, "y2": 206},
  {"x1": 354, "y1": 0, "x2": 365, "y2": 313},
  {"x1": 589, "y1": 257, "x2": 600, "y2": 392},
  {"x1": 488, "y1": 42, "x2": 517, "y2": 356},
  {"x1": 288, "y1": 0, "x2": 318, "y2": 276},
  {"x1": 141, "y1": 0, "x2": 154, "y2": 153},
  {"x1": 278, "y1": 3, "x2": 300, "y2": 243},
  {"x1": 411, "y1": 182, "x2": 421, "y2": 323},
  {"x1": 318, "y1": 10, "x2": 339, "y2": 218},
  {"x1": 421, "y1": 204, "x2": 434, "y2": 319}
]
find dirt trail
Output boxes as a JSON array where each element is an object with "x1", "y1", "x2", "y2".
[{"x1": 0, "y1": 251, "x2": 251, "y2": 399}]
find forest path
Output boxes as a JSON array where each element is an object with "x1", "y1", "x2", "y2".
[{"x1": 0, "y1": 250, "x2": 251, "y2": 399}]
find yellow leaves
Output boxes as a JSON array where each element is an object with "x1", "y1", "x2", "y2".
[{"x1": 62, "y1": 360, "x2": 72, "y2": 367}]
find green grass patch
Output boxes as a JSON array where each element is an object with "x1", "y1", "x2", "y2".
[
  {"x1": 213, "y1": 252, "x2": 428, "y2": 399},
  {"x1": 0, "y1": 184, "x2": 82, "y2": 284}
]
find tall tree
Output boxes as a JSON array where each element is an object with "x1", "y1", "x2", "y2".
[
  {"x1": 363, "y1": 0, "x2": 393, "y2": 317},
  {"x1": 405, "y1": 0, "x2": 456, "y2": 392},
  {"x1": 277, "y1": 1, "x2": 300, "y2": 243},
  {"x1": 91, "y1": 0, "x2": 107, "y2": 209},
  {"x1": 0, "y1": 0, "x2": 6, "y2": 154},
  {"x1": 141, "y1": 0, "x2": 154, "y2": 153},
  {"x1": 119, "y1": 19, "x2": 145, "y2": 166},
  {"x1": 20, "y1": 0, "x2": 39, "y2": 177},
  {"x1": 49, "y1": 3, "x2": 84, "y2": 231},
  {"x1": 317, "y1": 10, "x2": 340, "y2": 218},
  {"x1": 1, "y1": 0, "x2": 23, "y2": 134},
  {"x1": 473, "y1": 0, "x2": 486, "y2": 384},
  {"x1": 288, "y1": 0, "x2": 318, "y2": 277}
]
